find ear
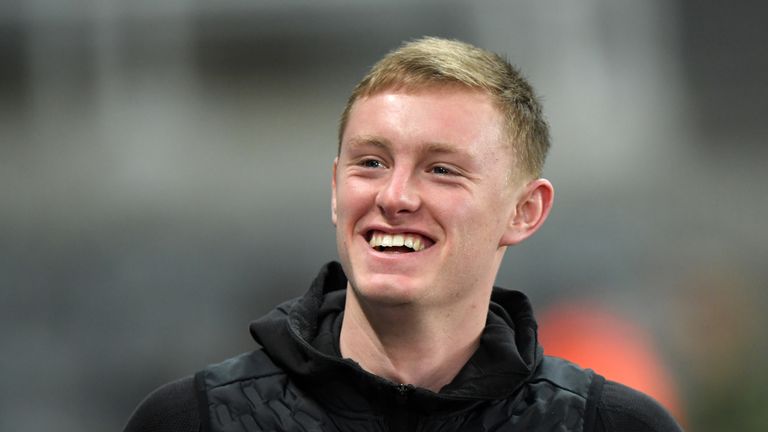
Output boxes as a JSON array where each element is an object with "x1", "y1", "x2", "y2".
[
  {"x1": 331, "y1": 157, "x2": 339, "y2": 226},
  {"x1": 500, "y1": 178, "x2": 554, "y2": 246}
]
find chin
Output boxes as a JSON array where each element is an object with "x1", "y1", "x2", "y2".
[{"x1": 349, "y1": 273, "x2": 429, "y2": 306}]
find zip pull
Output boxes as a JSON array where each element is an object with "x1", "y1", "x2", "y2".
[{"x1": 396, "y1": 383, "x2": 414, "y2": 405}]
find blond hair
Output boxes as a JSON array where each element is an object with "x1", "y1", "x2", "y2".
[{"x1": 338, "y1": 37, "x2": 550, "y2": 178}]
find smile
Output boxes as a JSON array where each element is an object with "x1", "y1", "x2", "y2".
[{"x1": 367, "y1": 230, "x2": 434, "y2": 253}]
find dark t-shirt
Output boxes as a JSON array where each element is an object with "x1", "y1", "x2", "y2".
[{"x1": 123, "y1": 375, "x2": 682, "y2": 432}]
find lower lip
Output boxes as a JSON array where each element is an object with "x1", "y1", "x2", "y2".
[{"x1": 370, "y1": 247, "x2": 424, "y2": 256}]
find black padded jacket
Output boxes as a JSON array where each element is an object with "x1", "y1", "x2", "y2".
[{"x1": 125, "y1": 262, "x2": 683, "y2": 432}]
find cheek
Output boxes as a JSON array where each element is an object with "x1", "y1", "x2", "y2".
[
  {"x1": 336, "y1": 228, "x2": 350, "y2": 259},
  {"x1": 335, "y1": 180, "x2": 375, "y2": 224},
  {"x1": 445, "y1": 197, "x2": 508, "y2": 249}
]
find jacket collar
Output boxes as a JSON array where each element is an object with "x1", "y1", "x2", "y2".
[{"x1": 250, "y1": 262, "x2": 543, "y2": 411}]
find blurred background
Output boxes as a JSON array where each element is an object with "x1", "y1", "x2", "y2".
[{"x1": 1, "y1": 1, "x2": 766, "y2": 430}]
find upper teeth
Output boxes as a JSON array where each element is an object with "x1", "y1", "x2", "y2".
[{"x1": 369, "y1": 232, "x2": 426, "y2": 251}]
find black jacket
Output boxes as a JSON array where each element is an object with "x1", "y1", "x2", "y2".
[{"x1": 125, "y1": 262, "x2": 682, "y2": 432}]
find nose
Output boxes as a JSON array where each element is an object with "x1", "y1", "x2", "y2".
[{"x1": 375, "y1": 166, "x2": 420, "y2": 218}]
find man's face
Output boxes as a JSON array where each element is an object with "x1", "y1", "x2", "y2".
[{"x1": 332, "y1": 86, "x2": 525, "y2": 308}]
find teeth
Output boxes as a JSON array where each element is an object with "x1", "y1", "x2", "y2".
[
  {"x1": 413, "y1": 237, "x2": 424, "y2": 251},
  {"x1": 368, "y1": 231, "x2": 428, "y2": 252}
]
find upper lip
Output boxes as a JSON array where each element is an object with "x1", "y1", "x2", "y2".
[{"x1": 362, "y1": 224, "x2": 437, "y2": 243}]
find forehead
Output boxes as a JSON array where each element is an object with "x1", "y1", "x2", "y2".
[{"x1": 342, "y1": 87, "x2": 508, "y2": 157}]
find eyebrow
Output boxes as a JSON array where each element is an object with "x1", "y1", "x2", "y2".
[
  {"x1": 346, "y1": 137, "x2": 463, "y2": 157},
  {"x1": 420, "y1": 142, "x2": 462, "y2": 156},
  {"x1": 346, "y1": 136, "x2": 390, "y2": 151}
]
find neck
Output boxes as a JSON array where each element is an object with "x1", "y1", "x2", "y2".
[{"x1": 339, "y1": 284, "x2": 489, "y2": 392}]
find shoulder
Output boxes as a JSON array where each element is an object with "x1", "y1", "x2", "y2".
[
  {"x1": 594, "y1": 379, "x2": 683, "y2": 432},
  {"x1": 200, "y1": 350, "x2": 282, "y2": 389},
  {"x1": 123, "y1": 376, "x2": 200, "y2": 432},
  {"x1": 122, "y1": 351, "x2": 278, "y2": 432}
]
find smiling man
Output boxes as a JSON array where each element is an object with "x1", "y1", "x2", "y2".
[{"x1": 125, "y1": 37, "x2": 682, "y2": 432}]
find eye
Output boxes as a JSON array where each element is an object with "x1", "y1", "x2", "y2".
[
  {"x1": 430, "y1": 165, "x2": 456, "y2": 176},
  {"x1": 361, "y1": 159, "x2": 384, "y2": 169}
]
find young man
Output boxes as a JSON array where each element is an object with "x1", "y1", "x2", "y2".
[{"x1": 125, "y1": 37, "x2": 682, "y2": 432}]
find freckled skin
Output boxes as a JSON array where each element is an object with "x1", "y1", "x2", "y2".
[{"x1": 332, "y1": 87, "x2": 527, "y2": 310}]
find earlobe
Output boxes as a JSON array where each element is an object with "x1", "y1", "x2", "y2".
[
  {"x1": 500, "y1": 178, "x2": 554, "y2": 246},
  {"x1": 331, "y1": 158, "x2": 339, "y2": 226}
]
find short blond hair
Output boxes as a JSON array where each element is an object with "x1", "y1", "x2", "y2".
[{"x1": 338, "y1": 37, "x2": 550, "y2": 178}]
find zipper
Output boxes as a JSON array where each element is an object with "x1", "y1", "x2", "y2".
[
  {"x1": 396, "y1": 383, "x2": 414, "y2": 405},
  {"x1": 390, "y1": 383, "x2": 415, "y2": 431}
]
